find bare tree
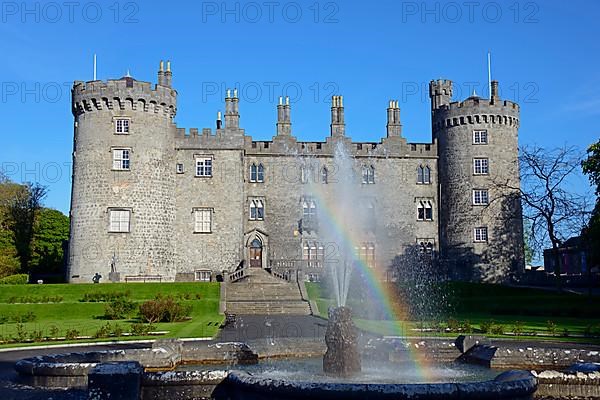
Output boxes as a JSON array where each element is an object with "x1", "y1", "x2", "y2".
[
  {"x1": 494, "y1": 145, "x2": 591, "y2": 290},
  {"x1": 7, "y1": 183, "x2": 47, "y2": 275}
]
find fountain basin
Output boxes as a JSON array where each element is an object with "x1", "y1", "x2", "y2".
[{"x1": 214, "y1": 369, "x2": 537, "y2": 400}]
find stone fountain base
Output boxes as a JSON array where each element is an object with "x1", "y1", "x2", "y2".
[{"x1": 323, "y1": 306, "x2": 361, "y2": 376}]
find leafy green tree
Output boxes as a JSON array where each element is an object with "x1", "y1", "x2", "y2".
[
  {"x1": 30, "y1": 208, "x2": 69, "y2": 274},
  {"x1": 6, "y1": 183, "x2": 47, "y2": 274},
  {"x1": 582, "y1": 140, "x2": 600, "y2": 270},
  {"x1": 0, "y1": 179, "x2": 22, "y2": 278}
]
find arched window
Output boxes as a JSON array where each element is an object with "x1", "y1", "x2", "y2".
[
  {"x1": 321, "y1": 166, "x2": 328, "y2": 184},
  {"x1": 250, "y1": 163, "x2": 257, "y2": 182},
  {"x1": 362, "y1": 165, "x2": 375, "y2": 184},
  {"x1": 423, "y1": 166, "x2": 431, "y2": 184},
  {"x1": 257, "y1": 163, "x2": 264, "y2": 182},
  {"x1": 300, "y1": 165, "x2": 307, "y2": 184},
  {"x1": 417, "y1": 165, "x2": 431, "y2": 184}
]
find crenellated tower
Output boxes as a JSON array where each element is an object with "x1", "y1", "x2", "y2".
[
  {"x1": 430, "y1": 79, "x2": 524, "y2": 282},
  {"x1": 67, "y1": 61, "x2": 178, "y2": 282}
]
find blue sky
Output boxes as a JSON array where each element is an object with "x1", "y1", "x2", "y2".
[{"x1": 0, "y1": 0, "x2": 598, "y2": 214}]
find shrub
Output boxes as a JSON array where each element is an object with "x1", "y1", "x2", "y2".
[
  {"x1": 460, "y1": 320, "x2": 473, "y2": 334},
  {"x1": 65, "y1": 329, "x2": 80, "y2": 340},
  {"x1": 139, "y1": 300, "x2": 165, "y2": 324},
  {"x1": 80, "y1": 290, "x2": 131, "y2": 303},
  {"x1": 48, "y1": 325, "x2": 59, "y2": 339},
  {"x1": 29, "y1": 330, "x2": 44, "y2": 342},
  {"x1": 139, "y1": 295, "x2": 192, "y2": 323},
  {"x1": 0, "y1": 315, "x2": 7, "y2": 324},
  {"x1": 94, "y1": 323, "x2": 112, "y2": 338},
  {"x1": 14, "y1": 323, "x2": 27, "y2": 342},
  {"x1": 512, "y1": 321, "x2": 524, "y2": 336},
  {"x1": 0, "y1": 274, "x2": 28, "y2": 285},
  {"x1": 112, "y1": 324, "x2": 124, "y2": 337},
  {"x1": 103, "y1": 298, "x2": 137, "y2": 320},
  {"x1": 130, "y1": 323, "x2": 154, "y2": 336},
  {"x1": 480, "y1": 320, "x2": 494, "y2": 334},
  {"x1": 11, "y1": 311, "x2": 37, "y2": 323},
  {"x1": 546, "y1": 320, "x2": 557, "y2": 336},
  {"x1": 446, "y1": 318, "x2": 460, "y2": 332},
  {"x1": 7, "y1": 295, "x2": 63, "y2": 304},
  {"x1": 490, "y1": 324, "x2": 504, "y2": 335}
]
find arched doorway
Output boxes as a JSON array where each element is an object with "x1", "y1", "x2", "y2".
[{"x1": 249, "y1": 238, "x2": 263, "y2": 268}]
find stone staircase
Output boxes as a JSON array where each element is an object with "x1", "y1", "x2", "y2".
[{"x1": 225, "y1": 269, "x2": 311, "y2": 315}]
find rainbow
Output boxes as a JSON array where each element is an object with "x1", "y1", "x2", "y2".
[{"x1": 305, "y1": 172, "x2": 434, "y2": 380}]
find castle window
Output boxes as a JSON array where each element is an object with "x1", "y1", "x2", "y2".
[
  {"x1": 473, "y1": 130, "x2": 488, "y2": 144},
  {"x1": 472, "y1": 189, "x2": 489, "y2": 205},
  {"x1": 250, "y1": 164, "x2": 257, "y2": 182},
  {"x1": 176, "y1": 163, "x2": 184, "y2": 174},
  {"x1": 362, "y1": 165, "x2": 375, "y2": 184},
  {"x1": 112, "y1": 149, "x2": 130, "y2": 170},
  {"x1": 417, "y1": 165, "x2": 431, "y2": 184},
  {"x1": 354, "y1": 242, "x2": 375, "y2": 268},
  {"x1": 303, "y1": 241, "x2": 324, "y2": 268},
  {"x1": 196, "y1": 157, "x2": 213, "y2": 177},
  {"x1": 249, "y1": 199, "x2": 264, "y2": 221},
  {"x1": 302, "y1": 199, "x2": 317, "y2": 219},
  {"x1": 193, "y1": 208, "x2": 212, "y2": 233},
  {"x1": 473, "y1": 158, "x2": 489, "y2": 175},
  {"x1": 417, "y1": 238, "x2": 435, "y2": 254},
  {"x1": 411, "y1": 144, "x2": 417, "y2": 151},
  {"x1": 194, "y1": 270, "x2": 211, "y2": 282},
  {"x1": 300, "y1": 165, "x2": 307, "y2": 184},
  {"x1": 417, "y1": 200, "x2": 433, "y2": 221},
  {"x1": 108, "y1": 209, "x2": 130, "y2": 233},
  {"x1": 474, "y1": 227, "x2": 488, "y2": 242},
  {"x1": 321, "y1": 166, "x2": 328, "y2": 184},
  {"x1": 115, "y1": 119, "x2": 130, "y2": 134},
  {"x1": 257, "y1": 163, "x2": 264, "y2": 182}
]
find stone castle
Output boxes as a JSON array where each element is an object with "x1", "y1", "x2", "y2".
[{"x1": 67, "y1": 61, "x2": 524, "y2": 284}]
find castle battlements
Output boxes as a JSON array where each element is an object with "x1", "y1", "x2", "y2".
[{"x1": 72, "y1": 74, "x2": 177, "y2": 118}]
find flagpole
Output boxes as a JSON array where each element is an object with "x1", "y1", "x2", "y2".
[{"x1": 487, "y1": 51, "x2": 492, "y2": 98}]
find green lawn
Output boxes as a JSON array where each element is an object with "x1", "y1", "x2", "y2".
[
  {"x1": 306, "y1": 281, "x2": 600, "y2": 343},
  {"x1": 0, "y1": 282, "x2": 223, "y2": 348}
]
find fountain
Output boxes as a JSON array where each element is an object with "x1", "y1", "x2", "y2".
[{"x1": 323, "y1": 306, "x2": 361, "y2": 376}]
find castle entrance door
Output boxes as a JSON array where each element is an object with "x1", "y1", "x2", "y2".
[{"x1": 249, "y1": 238, "x2": 263, "y2": 268}]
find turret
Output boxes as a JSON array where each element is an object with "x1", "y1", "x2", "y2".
[
  {"x1": 330, "y1": 95, "x2": 345, "y2": 136},
  {"x1": 429, "y1": 79, "x2": 453, "y2": 111},
  {"x1": 68, "y1": 64, "x2": 177, "y2": 283},
  {"x1": 432, "y1": 78, "x2": 524, "y2": 283}
]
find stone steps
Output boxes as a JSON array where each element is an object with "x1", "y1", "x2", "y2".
[
  {"x1": 225, "y1": 301, "x2": 311, "y2": 315},
  {"x1": 225, "y1": 269, "x2": 311, "y2": 316}
]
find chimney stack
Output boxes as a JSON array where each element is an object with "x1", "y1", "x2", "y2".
[
  {"x1": 276, "y1": 96, "x2": 292, "y2": 136},
  {"x1": 386, "y1": 100, "x2": 402, "y2": 137},
  {"x1": 164, "y1": 60, "x2": 172, "y2": 87},
  {"x1": 491, "y1": 80, "x2": 499, "y2": 103},
  {"x1": 224, "y1": 88, "x2": 240, "y2": 129},
  {"x1": 330, "y1": 95, "x2": 345, "y2": 137},
  {"x1": 158, "y1": 60, "x2": 165, "y2": 86}
]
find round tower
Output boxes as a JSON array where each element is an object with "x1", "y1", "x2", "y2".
[
  {"x1": 67, "y1": 65, "x2": 177, "y2": 283},
  {"x1": 430, "y1": 79, "x2": 524, "y2": 282}
]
